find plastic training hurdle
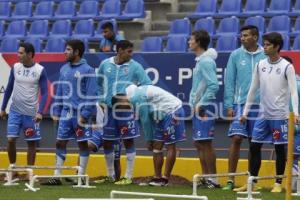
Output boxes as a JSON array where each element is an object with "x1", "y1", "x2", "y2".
[
  {"x1": 237, "y1": 174, "x2": 300, "y2": 200},
  {"x1": 192, "y1": 172, "x2": 250, "y2": 196},
  {"x1": 110, "y1": 190, "x2": 208, "y2": 200},
  {"x1": 59, "y1": 198, "x2": 155, "y2": 200},
  {"x1": 10, "y1": 165, "x2": 95, "y2": 192},
  {"x1": 0, "y1": 168, "x2": 33, "y2": 186}
]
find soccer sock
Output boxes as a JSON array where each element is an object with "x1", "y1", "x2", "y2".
[
  {"x1": 104, "y1": 148, "x2": 115, "y2": 178},
  {"x1": 125, "y1": 146, "x2": 136, "y2": 179},
  {"x1": 275, "y1": 144, "x2": 286, "y2": 184},
  {"x1": 250, "y1": 142, "x2": 263, "y2": 178},
  {"x1": 293, "y1": 159, "x2": 299, "y2": 190},
  {"x1": 78, "y1": 150, "x2": 89, "y2": 175},
  {"x1": 54, "y1": 148, "x2": 66, "y2": 176}
]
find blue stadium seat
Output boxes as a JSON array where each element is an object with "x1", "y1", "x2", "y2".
[
  {"x1": 168, "y1": 18, "x2": 191, "y2": 38},
  {"x1": 290, "y1": 17, "x2": 300, "y2": 37},
  {"x1": 49, "y1": 20, "x2": 72, "y2": 38},
  {"x1": 280, "y1": 33, "x2": 290, "y2": 50},
  {"x1": 216, "y1": 35, "x2": 238, "y2": 52},
  {"x1": 94, "y1": 19, "x2": 118, "y2": 40},
  {"x1": 290, "y1": 0, "x2": 300, "y2": 16},
  {"x1": 28, "y1": 20, "x2": 49, "y2": 38},
  {"x1": 216, "y1": 16, "x2": 240, "y2": 36},
  {"x1": 118, "y1": 0, "x2": 145, "y2": 20},
  {"x1": 141, "y1": 37, "x2": 163, "y2": 52},
  {"x1": 244, "y1": 16, "x2": 266, "y2": 34},
  {"x1": 194, "y1": 17, "x2": 215, "y2": 37},
  {"x1": 0, "y1": 37, "x2": 19, "y2": 52},
  {"x1": 54, "y1": 1, "x2": 76, "y2": 19},
  {"x1": 99, "y1": 0, "x2": 121, "y2": 19},
  {"x1": 265, "y1": 0, "x2": 291, "y2": 16},
  {"x1": 165, "y1": 36, "x2": 188, "y2": 52},
  {"x1": 33, "y1": 1, "x2": 55, "y2": 20},
  {"x1": 25, "y1": 37, "x2": 42, "y2": 52},
  {"x1": 11, "y1": 2, "x2": 32, "y2": 19},
  {"x1": 72, "y1": 19, "x2": 94, "y2": 39},
  {"x1": 267, "y1": 15, "x2": 290, "y2": 34},
  {"x1": 242, "y1": 0, "x2": 266, "y2": 17},
  {"x1": 0, "y1": 21, "x2": 4, "y2": 38},
  {"x1": 0, "y1": 2, "x2": 11, "y2": 20},
  {"x1": 218, "y1": 0, "x2": 241, "y2": 16},
  {"x1": 77, "y1": 0, "x2": 99, "y2": 19},
  {"x1": 5, "y1": 20, "x2": 26, "y2": 38},
  {"x1": 188, "y1": 0, "x2": 217, "y2": 19},
  {"x1": 82, "y1": 38, "x2": 90, "y2": 53},
  {"x1": 45, "y1": 37, "x2": 66, "y2": 52},
  {"x1": 293, "y1": 35, "x2": 300, "y2": 50}
]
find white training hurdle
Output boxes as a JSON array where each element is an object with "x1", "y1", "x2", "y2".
[
  {"x1": 0, "y1": 168, "x2": 33, "y2": 186},
  {"x1": 59, "y1": 199, "x2": 155, "y2": 200},
  {"x1": 9, "y1": 165, "x2": 95, "y2": 192},
  {"x1": 237, "y1": 174, "x2": 300, "y2": 200},
  {"x1": 192, "y1": 172, "x2": 249, "y2": 196},
  {"x1": 110, "y1": 190, "x2": 208, "y2": 200}
]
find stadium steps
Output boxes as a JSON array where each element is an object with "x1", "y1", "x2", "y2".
[
  {"x1": 140, "y1": 30, "x2": 169, "y2": 39},
  {"x1": 151, "y1": 21, "x2": 170, "y2": 31},
  {"x1": 166, "y1": 12, "x2": 190, "y2": 21},
  {"x1": 118, "y1": 21, "x2": 145, "y2": 41},
  {"x1": 178, "y1": 2, "x2": 198, "y2": 12},
  {"x1": 178, "y1": 0, "x2": 199, "y2": 3},
  {"x1": 131, "y1": 39, "x2": 143, "y2": 51},
  {"x1": 145, "y1": 2, "x2": 172, "y2": 21}
]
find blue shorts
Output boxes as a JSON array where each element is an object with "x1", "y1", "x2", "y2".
[
  {"x1": 7, "y1": 110, "x2": 41, "y2": 141},
  {"x1": 154, "y1": 107, "x2": 186, "y2": 145},
  {"x1": 228, "y1": 104, "x2": 259, "y2": 138},
  {"x1": 103, "y1": 108, "x2": 140, "y2": 140},
  {"x1": 192, "y1": 105, "x2": 216, "y2": 141},
  {"x1": 57, "y1": 109, "x2": 92, "y2": 142},
  {"x1": 251, "y1": 119, "x2": 288, "y2": 144},
  {"x1": 88, "y1": 129, "x2": 122, "y2": 160},
  {"x1": 294, "y1": 133, "x2": 300, "y2": 155}
]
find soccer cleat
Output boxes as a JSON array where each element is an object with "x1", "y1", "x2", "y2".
[
  {"x1": 233, "y1": 184, "x2": 261, "y2": 192},
  {"x1": 149, "y1": 177, "x2": 169, "y2": 186},
  {"x1": 271, "y1": 183, "x2": 282, "y2": 193},
  {"x1": 114, "y1": 177, "x2": 133, "y2": 185},
  {"x1": 94, "y1": 176, "x2": 115, "y2": 184},
  {"x1": 40, "y1": 178, "x2": 62, "y2": 185},
  {"x1": 206, "y1": 179, "x2": 221, "y2": 189},
  {"x1": 222, "y1": 181, "x2": 235, "y2": 190},
  {"x1": 197, "y1": 178, "x2": 208, "y2": 188}
]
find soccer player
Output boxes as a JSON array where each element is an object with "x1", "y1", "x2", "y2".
[
  {"x1": 124, "y1": 84, "x2": 186, "y2": 186},
  {"x1": 44, "y1": 39, "x2": 97, "y2": 185},
  {"x1": 240, "y1": 32, "x2": 300, "y2": 193},
  {"x1": 223, "y1": 25, "x2": 266, "y2": 191},
  {"x1": 188, "y1": 30, "x2": 220, "y2": 188},
  {"x1": 89, "y1": 103, "x2": 122, "y2": 182},
  {"x1": 0, "y1": 43, "x2": 48, "y2": 170},
  {"x1": 97, "y1": 40, "x2": 151, "y2": 185},
  {"x1": 99, "y1": 21, "x2": 124, "y2": 52}
]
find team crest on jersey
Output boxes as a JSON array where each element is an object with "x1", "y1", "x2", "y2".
[
  {"x1": 107, "y1": 67, "x2": 112, "y2": 73},
  {"x1": 272, "y1": 129, "x2": 281, "y2": 140},
  {"x1": 276, "y1": 68, "x2": 281, "y2": 74},
  {"x1": 74, "y1": 71, "x2": 81, "y2": 78},
  {"x1": 262, "y1": 67, "x2": 266, "y2": 72},
  {"x1": 24, "y1": 128, "x2": 34, "y2": 137},
  {"x1": 240, "y1": 60, "x2": 246, "y2": 66},
  {"x1": 296, "y1": 145, "x2": 300, "y2": 152},
  {"x1": 120, "y1": 126, "x2": 129, "y2": 135},
  {"x1": 123, "y1": 67, "x2": 129, "y2": 75}
]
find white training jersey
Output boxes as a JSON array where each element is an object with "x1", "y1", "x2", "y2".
[
  {"x1": 243, "y1": 57, "x2": 299, "y2": 119},
  {"x1": 145, "y1": 85, "x2": 182, "y2": 116},
  {"x1": 11, "y1": 62, "x2": 45, "y2": 116}
]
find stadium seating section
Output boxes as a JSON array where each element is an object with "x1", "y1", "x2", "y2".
[{"x1": 0, "y1": 0, "x2": 299, "y2": 52}]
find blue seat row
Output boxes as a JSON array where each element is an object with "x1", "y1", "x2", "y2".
[
  {"x1": 189, "y1": 0, "x2": 300, "y2": 19},
  {"x1": 0, "y1": 0, "x2": 145, "y2": 21}
]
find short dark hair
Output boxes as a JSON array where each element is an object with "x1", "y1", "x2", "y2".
[
  {"x1": 282, "y1": 55, "x2": 293, "y2": 64},
  {"x1": 240, "y1": 25, "x2": 259, "y2": 38},
  {"x1": 101, "y1": 22, "x2": 114, "y2": 31},
  {"x1": 116, "y1": 40, "x2": 133, "y2": 52},
  {"x1": 19, "y1": 42, "x2": 35, "y2": 58},
  {"x1": 66, "y1": 39, "x2": 85, "y2": 58},
  {"x1": 263, "y1": 32, "x2": 283, "y2": 52},
  {"x1": 191, "y1": 30, "x2": 210, "y2": 50}
]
